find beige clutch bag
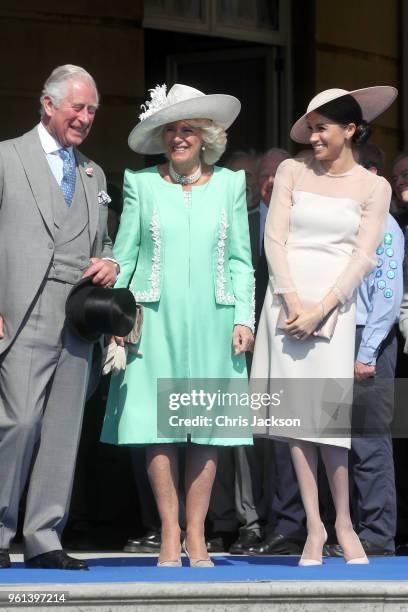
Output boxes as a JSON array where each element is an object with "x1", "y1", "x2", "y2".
[{"x1": 276, "y1": 300, "x2": 339, "y2": 340}]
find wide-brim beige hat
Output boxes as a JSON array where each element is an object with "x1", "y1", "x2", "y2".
[
  {"x1": 128, "y1": 83, "x2": 241, "y2": 154},
  {"x1": 290, "y1": 86, "x2": 398, "y2": 144}
]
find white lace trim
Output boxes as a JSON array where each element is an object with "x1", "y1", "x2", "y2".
[
  {"x1": 216, "y1": 210, "x2": 235, "y2": 305},
  {"x1": 133, "y1": 210, "x2": 161, "y2": 301}
]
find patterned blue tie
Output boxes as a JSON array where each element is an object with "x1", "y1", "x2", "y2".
[{"x1": 58, "y1": 148, "x2": 76, "y2": 207}]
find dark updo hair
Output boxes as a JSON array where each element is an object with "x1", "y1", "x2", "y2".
[{"x1": 316, "y1": 94, "x2": 372, "y2": 145}]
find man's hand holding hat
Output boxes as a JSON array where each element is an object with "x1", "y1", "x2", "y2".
[{"x1": 83, "y1": 257, "x2": 118, "y2": 287}]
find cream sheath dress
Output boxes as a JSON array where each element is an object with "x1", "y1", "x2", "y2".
[{"x1": 251, "y1": 156, "x2": 391, "y2": 447}]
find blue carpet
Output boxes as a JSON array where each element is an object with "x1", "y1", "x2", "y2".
[{"x1": 0, "y1": 556, "x2": 407, "y2": 584}]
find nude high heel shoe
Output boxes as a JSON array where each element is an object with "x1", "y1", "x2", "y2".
[
  {"x1": 346, "y1": 557, "x2": 369, "y2": 565},
  {"x1": 157, "y1": 559, "x2": 182, "y2": 567},
  {"x1": 157, "y1": 544, "x2": 182, "y2": 567},
  {"x1": 335, "y1": 526, "x2": 369, "y2": 565},
  {"x1": 182, "y1": 540, "x2": 214, "y2": 568},
  {"x1": 298, "y1": 525, "x2": 327, "y2": 567}
]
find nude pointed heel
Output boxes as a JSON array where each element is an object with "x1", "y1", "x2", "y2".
[
  {"x1": 182, "y1": 540, "x2": 214, "y2": 568},
  {"x1": 346, "y1": 556, "x2": 369, "y2": 565},
  {"x1": 157, "y1": 559, "x2": 182, "y2": 567},
  {"x1": 335, "y1": 526, "x2": 369, "y2": 565},
  {"x1": 298, "y1": 558, "x2": 322, "y2": 567},
  {"x1": 298, "y1": 526, "x2": 327, "y2": 567}
]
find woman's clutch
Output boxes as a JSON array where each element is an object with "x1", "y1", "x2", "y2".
[{"x1": 276, "y1": 300, "x2": 339, "y2": 340}]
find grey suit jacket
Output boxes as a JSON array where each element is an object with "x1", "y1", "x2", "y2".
[{"x1": 0, "y1": 126, "x2": 112, "y2": 355}]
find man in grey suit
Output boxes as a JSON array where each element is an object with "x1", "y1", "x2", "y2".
[{"x1": 0, "y1": 65, "x2": 117, "y2": 570}]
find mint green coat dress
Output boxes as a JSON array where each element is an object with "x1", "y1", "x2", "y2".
[{"x1": 101, "y1": 166, "x2": 255, "y2": 445}]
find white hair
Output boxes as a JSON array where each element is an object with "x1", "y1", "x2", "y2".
[
  {"x1": 160, "y1": 118, "x2": 227, "y2": 165},
  {"x1": 40, "y1": 64, "x2": 99, "y2": 116}
]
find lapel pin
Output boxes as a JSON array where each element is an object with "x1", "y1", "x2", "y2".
[{"x1": 85, "y1": 167, "x2": 94, "y2": 177}]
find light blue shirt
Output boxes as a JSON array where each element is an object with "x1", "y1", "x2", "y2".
[
  {"x1": 356, "y1": 214, "x2": 404, "y2": 364},
  {"x1": 37, "y1": 122, "x2": 74, "y2": 185}
]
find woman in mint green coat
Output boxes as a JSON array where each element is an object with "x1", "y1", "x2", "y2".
[{"x1": 101, "y1": 84, "x2": 255, "y2": 567}]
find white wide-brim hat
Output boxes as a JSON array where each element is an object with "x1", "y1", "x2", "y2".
[
  {"x1": 128, "y1": 83, "x2": 241, "y2": 154},
  {"x1": 290, "y1": 86, "x2": 398, "y2": 144}
]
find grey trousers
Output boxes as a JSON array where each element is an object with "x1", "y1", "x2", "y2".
[{"x1": 0, "y1": 279, "x2": 92, "y2": 559}]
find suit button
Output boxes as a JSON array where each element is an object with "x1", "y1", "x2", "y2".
[{"x1": 48, "y1": 242, "x2": 53, "y2": 249}]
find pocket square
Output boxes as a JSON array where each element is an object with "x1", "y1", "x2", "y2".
[{"x1": 98, "y1": 190, "x2": 112, "y2": 206}]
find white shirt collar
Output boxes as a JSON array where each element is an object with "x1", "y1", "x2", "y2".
[{"x1": 37, "y1": 122, "x2": 73, "y2": 156}]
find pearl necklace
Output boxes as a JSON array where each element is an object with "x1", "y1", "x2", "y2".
[{"x1": 169, "y1": 161, "x2": 202, "y2": 185}]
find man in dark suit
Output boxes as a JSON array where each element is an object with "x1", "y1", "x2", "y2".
[{"x1": 0, "y1": 65, "x2": 117, "y2": 570}]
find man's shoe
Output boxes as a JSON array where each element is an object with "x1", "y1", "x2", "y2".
[
  {"x1": 0, "y1": 550, "x2": 11, "y2": 569},
  {"x1": 360, "y1": 539, "x2": 394, "y2": 556},
  {"x1": 396, "y1": 543, "x2": 408, "y2": 556},
  {"x1": 324, "y1": 540, "x2": 394, "y2": 557},
  {"x1": 206, "y1": 532, "x2": 237, "y2": 553},
  {"x1": 26, "y1": 550, "x2": 89, "y2": 570},
  {"x1": 323, "y1": 543, "x2": 343, "y2": 557},
  {"x1": 229, "y1": 531, "x2": 261, "y2": 554},
  {"x1": 247, "y1": 532, "x2": 304, "y2": 555},
  {"x1": 123, "y1": 530, "x2": 161, "y2": 553}
]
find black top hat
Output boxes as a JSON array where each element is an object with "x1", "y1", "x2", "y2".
[{"x1": 65, "y1": 277, "x2": 137, "y2": 343}]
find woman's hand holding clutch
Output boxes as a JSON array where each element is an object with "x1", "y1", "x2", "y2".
[
  {"x1": 278, "y1": 292, "x2": 339, "y2": 341},
  {"x1": 284, "y1": 305, "x2": 323, "y2": 341}
]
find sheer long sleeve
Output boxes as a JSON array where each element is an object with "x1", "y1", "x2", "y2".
[
  {"x1": 264, "y1": 159, "x2": 297, "y2": 294},
  {"x1": 331, "y1": 176, "x2": 391, "y2": 303}
]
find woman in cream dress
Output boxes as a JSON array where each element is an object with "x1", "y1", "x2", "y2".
[{"x1": 251, "y1": 86, "x2": 397, "y2": 565}]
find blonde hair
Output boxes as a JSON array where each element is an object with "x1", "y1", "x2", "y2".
[
  {"x1": 160, "y1": 118, "x2": 227, "y2": 165},
  {"x1": 187, "y1": 119, "x2": 227, "y2": 164}
]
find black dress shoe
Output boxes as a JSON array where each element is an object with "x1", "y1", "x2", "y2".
[
  {"x1": 324, "y1": 540, "x2": 394, "y2": 557},
  {"x1": 206, "y1": 531, "x2": 237, "y2": 553},
  {"x1": 323, "y1": 543, "x2": 343, "y2": 557},
  {"x1": 123, "y1": 530, "x2": 161, "y2": 553},
  {"x1": 0, "y1": 550, "x2": 11, "y2": 569},
  {"x1": 26, "y1": 550, "x2": 89, "y2": 570},
  {"x1": 247, "y1": 532, "x2": 304, "y2": 555},
  {"x1": 360, "y1": 539, "x2": 394, "y2": 556},
  {"x1": 229, "y1": 531, "x2": 261, "y2": 554},
  {"x1": 396, "y1": 543, "x2": 408, "y2": 556}
]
